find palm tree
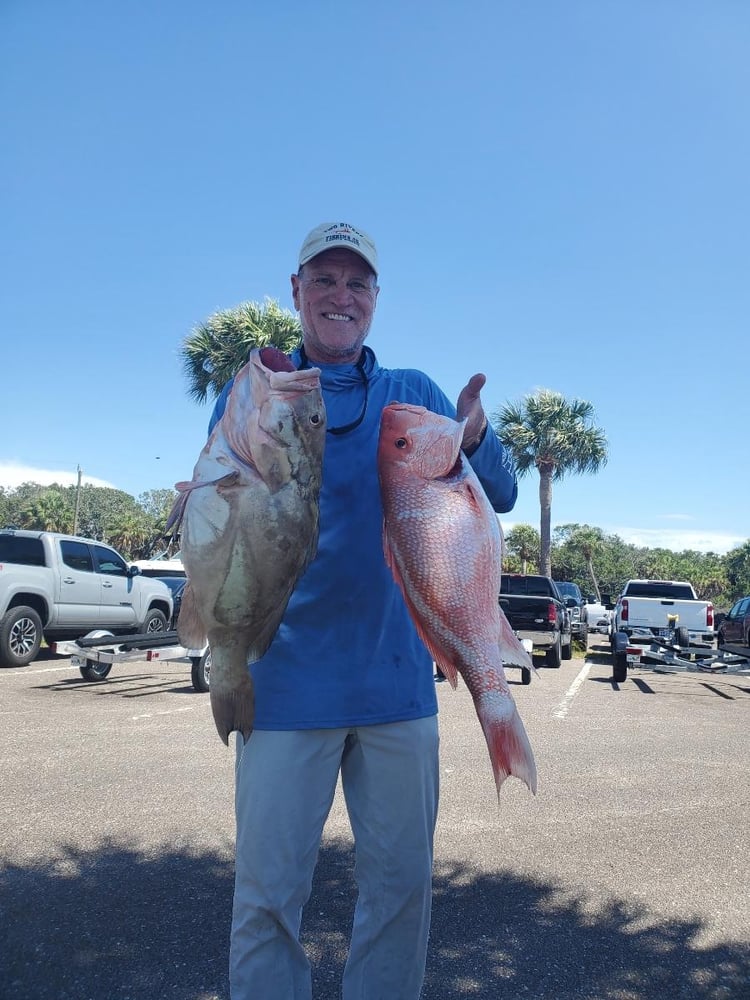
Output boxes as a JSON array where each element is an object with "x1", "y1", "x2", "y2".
[
  {"x1": 567, "y1": 524, "x2": 606, "y2": 599},
  {"x1": 19, "y1": 489, "x2": 73, "y2": 532},
  {"x1": 182, "y1": 298, "x2": 302, "y2": 403},
  {"x1": 505, "y1": 524, "x2": 540, "y2": 574},
  {"x1": 493, "y1": 390, "x2": 608, "y2": 577},
  {"x1": 109, "y1": 514, "x2": 151, "y2": 560}
]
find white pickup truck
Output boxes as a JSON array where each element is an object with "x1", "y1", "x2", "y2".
[
  {"x1": 0, "y1": 529, "x2": 174, "y2": 667},
  {"x1": 612, "y1": 579, "x2": 714, "y2": 647}
]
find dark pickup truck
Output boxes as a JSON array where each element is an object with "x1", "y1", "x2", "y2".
[{"x1": 499, "y1": 573, "x2": 573, "y2": 668}]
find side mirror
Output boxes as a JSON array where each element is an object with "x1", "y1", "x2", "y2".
[{"x1": 128, "y1": 565, "x2": 141, "y2": 578}]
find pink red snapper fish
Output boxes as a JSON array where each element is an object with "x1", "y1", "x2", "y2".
[
  {"x1": 168, "y1": 347, "x2": 326, "y2": 745},
  {"x1": 377, "y1": 402, "x2": 537, "y2": 796}
]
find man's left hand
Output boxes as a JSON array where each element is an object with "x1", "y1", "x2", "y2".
[{"x1": 457, "y1": 373, "x2": 488, "y2": 453}]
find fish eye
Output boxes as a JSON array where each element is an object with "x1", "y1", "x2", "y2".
[
  {"x1": 395, "y1": 437, "x2": 408, "y2": 449},
  {"x1": 310, "y1": 413, "x2": 321, "y2": 425}
]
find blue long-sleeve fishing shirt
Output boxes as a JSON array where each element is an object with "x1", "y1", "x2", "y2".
[{"x1": 207, "y1": 346, "x2": 518, "y2": 729}]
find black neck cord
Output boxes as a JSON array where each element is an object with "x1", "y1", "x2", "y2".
[{"x1": 298, "y1": 345, "x2": 370, "y2": 436}]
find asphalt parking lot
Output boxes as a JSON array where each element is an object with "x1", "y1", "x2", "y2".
[{"x1": 2, "y1": 638, "x2": 749, "y2": 1000}]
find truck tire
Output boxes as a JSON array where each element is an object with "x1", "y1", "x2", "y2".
[
  {"x1": 141, "y1": 609, "x2": 168, "y2": 634},
  {"x1": 613, "y1": 652, "x2": 628, "y2": 683},
  {"x1": 191, "y1": 649, "x2": 211, "y2": 692},
  {"x1": 0, "y1": 606, "x2": 43, "y2": 667},
  {"x1": 521, "y1": 666, "x2": 532, "y2": 686},
  {"x1": 562, "y1": 635, "x2": 573, "y2": 660},
  {"x1": 546, "y1": 637, "x2": 562, "y2": 668},
  {"x1": 80, "y1": 658, "x2": 113, "y2": 681},
  {"x1": 675, "y1": 626, "x2": 690, "y2": 648}
]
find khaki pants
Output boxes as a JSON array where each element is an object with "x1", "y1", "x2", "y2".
[{"x1": 230, "y1": 717, "x2": 440, "y2": 999}]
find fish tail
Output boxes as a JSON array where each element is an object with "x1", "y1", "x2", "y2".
[
  {"x1": 475, "y1": 694, "x2": 538, "y2": 797},
  {"x1": 210, "y1": 681, "x2": 255, "y2": 747},
  {"x1": 208, "y1": 636, "x2": 256, "y2": 746}
]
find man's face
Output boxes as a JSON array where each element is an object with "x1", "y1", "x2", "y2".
[{"x1": 291, "y1": 247, "x2": 379, "y2": 364}]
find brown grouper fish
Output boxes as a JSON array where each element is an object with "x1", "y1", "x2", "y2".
[
  {"x1": 169, "y1": 347, "x2": 326, "y2": 745},
  {"x1": 377, "y1": 402, "x2": 537, "y2": 796}
]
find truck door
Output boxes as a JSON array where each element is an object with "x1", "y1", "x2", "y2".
[
  {"x1": 723, "y1": 597, "x2": 750, "y2": 644},
  {"x1": 92, "y1": 544, "x2": 139, "y2": 628},
  {"x1": 56, "y1": 540, "x2": 104, "y2": 624}
]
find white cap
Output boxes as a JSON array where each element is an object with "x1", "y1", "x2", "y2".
[{"x1": 298, "y1": 222, "x2": 378, "y2": 275}]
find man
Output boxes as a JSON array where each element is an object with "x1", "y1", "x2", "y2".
[{"x1": 209, "y1": 222, "x2": 518, "y2": 999}]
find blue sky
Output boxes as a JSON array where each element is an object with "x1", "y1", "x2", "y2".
[{"x1": 2, "y1": 1, "x2": 748, "y2": 554}]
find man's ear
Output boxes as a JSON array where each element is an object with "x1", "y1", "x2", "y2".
[{"x1": 290, "y1": 273, "x2": 301, "y2": 310}]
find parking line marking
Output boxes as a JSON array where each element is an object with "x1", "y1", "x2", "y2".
[
  {"x1": 131, "y1": 706, "x2": 199, "y2": 721},
  {"x1": 552, "y1": 662, "x2": 591, "y2": 719}
]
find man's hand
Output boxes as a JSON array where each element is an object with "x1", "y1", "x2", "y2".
[{"x1": 457, "y1": 373, "x2": 488, "y2": 454}]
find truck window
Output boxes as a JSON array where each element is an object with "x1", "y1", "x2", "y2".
[
  {"x1": 625, "y1": 583, "x2": 694, "y2": 600},
  {"x1": 0, "y1": 535, "x2": 46, "y2": 566},
  {"x1": 92, "y1": 545, "x2": 128, "y2": 576},
  {"x1": 60, "y1": 540, "x2": 94, "y2": 573}
]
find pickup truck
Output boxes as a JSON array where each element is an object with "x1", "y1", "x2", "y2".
[
  {"x1": 611, "y1": 579, "x2": 714, "y2": 649},
  {"x1": 0, "y1": 529, "x2": 174, "y2": 667},
  {"x1": 499, "y1": 573, "x2": 572, "y2": 667},
  {"x1": 554, "y1": 581, "x2": 589, "y2": 643}
]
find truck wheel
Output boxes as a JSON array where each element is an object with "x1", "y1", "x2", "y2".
[
  {"x1": 141, "y1": 609, "x2": 168, "y2": 634},
  {"x1": 80, "y1": 659, "x2": 113, "y2": 681},
  {"x1": 191, "y1": 649, "x2": 211, "y2": 692},
  {"x1": 545, "y1": 637, "x2": 562, "y2": 668},
  {"x1": 613, "y1": 652, "x2": 628, "y2": 683},
  {"x1": 521, "y1": 666, "x2": 532, "y2": 686},
  {"x1": 0, "y1": 606, "x2": 43, "y2": 667}
]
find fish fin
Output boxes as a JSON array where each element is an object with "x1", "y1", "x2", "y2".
[
  {"x1": 498, "y1": 606, "x2": 537, "y2": 672},
  {"x1": 476, "y1": 697, "x2": 538, "y2": 797},
  {"x1": 165, "y1": 490, "x2": 190, "y2": 535},
  {"x1": 433, "y1": 656, "x2": 459, "y2": 689},
  {"x1": 166, "y1": 474, "x2": 239, "y2": 535},
  {"x1": 176, "y1": 583, "x2": 208, "y2": 649},
  {"x1": 383, "y1": 523, "x2": 460, "y2": 688},
  {"x1": 213, "y1": 470, "x2": 242, "y2": 494}
]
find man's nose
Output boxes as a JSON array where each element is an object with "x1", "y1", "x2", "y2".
[{"x1": 329, "y1": 281, "x2": 354, "y2": 305}]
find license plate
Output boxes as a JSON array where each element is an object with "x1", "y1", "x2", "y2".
[
  {"x1": 71, "y1": 654, "x2": 84, "y2": 667},
  {"x1": 627, "y1": 654, "x2": 641, "y2": 665}
]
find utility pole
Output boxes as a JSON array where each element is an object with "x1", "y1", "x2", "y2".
[{"x1": 73, "y1": 465, "x2": 82, "y2": 535}]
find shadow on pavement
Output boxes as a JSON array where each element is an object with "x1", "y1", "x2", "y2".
[{"x1": 2, "y1": 837, "x2": 748, "y2": 999}]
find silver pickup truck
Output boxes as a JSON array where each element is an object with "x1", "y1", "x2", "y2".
[{"x1": 0, "y1": 529, "x2": 173, "y2": 667}]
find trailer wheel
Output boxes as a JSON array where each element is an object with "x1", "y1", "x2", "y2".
[
  {"x1": 191, "y1": 649, "x2": 211, "y2": 692},
  {"x1": 613, "y1": 652, "x2": 628, "y2": 683},
  {"x1": 80, "y1": 659, "x2": 113, "y2": 681},
  {"x1": 676, "y1": 626, "x2": 690, "y2": 648},
  {"x1": 0, "y1": 606, "x2": 43, "y2": 667},
  {"x1": 521, "y1": 666, "x2": 532, "y2": 686}
]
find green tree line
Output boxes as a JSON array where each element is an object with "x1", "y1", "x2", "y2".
[
  {"x1": 2, "y1": 481, "x2": 748, "y2": 611},
  {"x1": 504, "y1": 522, "x2": 750, "y2": 611},
  {"x1": 0, "y1": 482, "x2": 178, "y2": 560}
]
